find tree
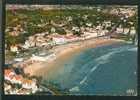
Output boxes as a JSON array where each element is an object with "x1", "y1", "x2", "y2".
[
  {"x1": 55, "y1": 27, "x2": 66, "y2": 35},
  {"x1": 73, "y1": 31, "x2": 81, "y2": 36},
  {"x1": 130, "y1": 13, "x2": 138, "y2": 44},
  {"x1": 73, "y1": 17, "x2": 81, "y2": 27}
]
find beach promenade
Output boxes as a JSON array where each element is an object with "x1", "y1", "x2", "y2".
[{"x1": 23, "y1": 37, "x2": 124, "y2": 76}]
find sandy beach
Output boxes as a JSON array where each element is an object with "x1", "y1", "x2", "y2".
[{"x1": 23, "y1": 38, "x2": 124, "y2": 77}]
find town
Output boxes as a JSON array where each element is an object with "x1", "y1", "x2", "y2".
[{"x1": 5, "y1": 5, "x2": 137, "y2": 95}]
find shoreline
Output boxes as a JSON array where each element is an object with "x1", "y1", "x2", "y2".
[{"x1": 23, "y1": 38, "x2": 124, "y2": 77}]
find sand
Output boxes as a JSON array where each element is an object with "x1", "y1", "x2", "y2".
[{"x1": 23, "y1": 38, "x2": 124, "y2": 77}]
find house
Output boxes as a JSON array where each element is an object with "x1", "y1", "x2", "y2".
[
  {"x1": 10, "y1": 45, "x2": 19, "y2": 52},
  {"x1": 5, "y1": 74, "x2": 14, "y2": 81},
  {"x1": 8, "y1": 25, "x2": 24, "y2": 36},
  {"x1": 80, "y1": 27, "x2": 85, "y2": 32},
  {"x1": 103, "y1": 30, "x2": 109, "y2": 34},
  {"x1": 29, "y1": 41, "x2": 36, "y2": 47},
  {"x1": 30, "y1": 55, "x2": 46, "y2": 62},
  {"x1": 51, "y1": 27, "x2": 56, "y2": 33},
  {"x1": 17, "y1": 88, "x2": 31, "y2": 95},
  {"x1": 104, "y1": 21, "x2": 112, "y2": 27},
  {"x1": 22, "y1": 79, "x2": 34, "y2": 89},
  {"x1": 97, "y1": 8, "x2": 101, "y2": 12},
  {"x1": 116, "y1": 27, "x2": 123, "y2": 34},
  {"x1": 65, "y1": 35, "x2": 78, "y2": 42},
  {"x1": 4, "y1": 69, "x2": 23, "y2": 84},
  {"x1": 52, "y1": 35, "x2": 67, "y2": 45},
  {"x1": 130, "y1": 27, "x2": 136, "y2": 35},
  {"x1": 4, "y1": 83, "x2": 12, "y2": 92},
  {"x1": 100, "y1": 30, "x2": 107, "y2": 36},
  {"x1": 96, "y1": 25, "x2": 102, "y2": 30},
  {"x1": 11, "y1": 75, "x2": 23, "y2": 84},
  {"x1": 22, "y1": 40, "x2": 30, "y2": 49},
  {"x1": 9, "y1": 88, "x2": 19, "y2": 94},
  {"x1": 9, "y1": 31, "x2": 20, "y2": 37},
  {"x1": 66, "y1": 16, "x2": 73, "y2": 22},
  {"x1": 4, "y1": 69, "x2": 15, "y2": 81},
  {"x1": 83, "y1": 32, "x2": 98, "y2": 39},
  {"x1": 5, "y1": 28, "x2": 10, "y2": 32},
  {"x1": 28, "y1": 36, "x2": 35, "y2": 41},
  {"x1": 4, "y1": 69, "x2": 15, "y2": 77},
  {"x1": 22, "y1": 79, "x2": 38, "y2": 93},
  {"x1": 14, "y1": 58, "x2": 24, "y2": 62},
  {"x1": 86, "y1": 23, "x2": 92, "y2": 27},
  {"x1": 30, "y1": 53, "x2": 56, "y2": 62},
  {"x1": 82, "y1": 15, "x2": 88, "y2": 20},
  {"x1": 123, "y1": 28, "x2": 130, "y2": 35},
  {"x1": 65, "y1": 29, "x2": 73, "y2": 34},
  {"x1": 72, "y1": 26, "x2": 80, "y2": 32}
]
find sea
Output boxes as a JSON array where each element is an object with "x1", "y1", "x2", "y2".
[{"x1": 42, "y1": 42, "x2": 137, "y2": 96}]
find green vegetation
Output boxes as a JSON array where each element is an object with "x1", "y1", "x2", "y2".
[
  {"x1": 6, "y1": 8, "x2": 137, "y2": 49},
  {"x1": 55, "y1": 27, "x2": 66, "y2": 35},
  {"x1": 5, "y1": 51, "x2": 17, "y2": 61}
]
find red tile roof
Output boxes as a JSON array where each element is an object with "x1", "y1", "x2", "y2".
[{"x1": 4, "y1": 69, "x2": 14, "y2": 76}]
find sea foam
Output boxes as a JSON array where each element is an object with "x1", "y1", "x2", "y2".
[
  {"x1": 69, "y1": 86, "x2": 80, "y2": 92},
  {"x1": 80, "y1": 76, "x2": 88, "y2": 85}
]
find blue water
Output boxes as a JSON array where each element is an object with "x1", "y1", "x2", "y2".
[{"x1": 44, "y1": 42, "x2": 137, "y2": 95}]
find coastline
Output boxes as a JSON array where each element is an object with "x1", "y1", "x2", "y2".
[{"x1": 23, "y1": 38, "x2": 124, "y2": 77}]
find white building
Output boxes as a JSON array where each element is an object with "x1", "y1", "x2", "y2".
[
  {"x1": 4, "y1": 84, "x2": 12, "y2": 92},
  {"x1": 72, "y1": 26, "x2": 80, "y2": 32},
  {"x1": 96, "y1": 25, "x2": 102, "y2": 30},
  {"x1": 5, "y1": 74, "x2": 14, "y2": 81},
  {"x1": 22, "y1": 41, "x2": 30, "y2": 49},
  {"x1": 4, "y1": 69, "x2": 15, "y2": 81},
  {"x1": 10, "y1": 45, "x2": 19, "y2": 52},
  {"x1": 86, "y1": 23, "x2": 92, "y2": 27},
  {"x1": 124, "y1": 28, "x2": 130, "y2": 35},
  {"x1": 130, "y1": 27, "x2": 136, "y2": 35},
  {"x1": 30, "y1": 53, "x2": 56, "y2": 62},
  {"x1": 116, "y1": 28, "x2": 123, "y2": 34},
  {"x1": 22, "y1": 79, "x2": 38, "y2": 93},
  {"x1": 10, "y1": 75, "x2": 23, "y2": 84},
  {"x1": 66, "y1": 16, "x2": 73, "y2": 22},
  {"x1": 51, "y1": 27, "x2": 56, "y2": 33},
  {"x1": 30, "y1": 54, "x2": 47, "y2": 62},
  {"x1": 14, "y1": 58, "x2": 24, "y2": 62},
  {"x1": 83, "y1": 32, "x2": 98, "y2": 39},
  {"x1": 52, "y1": 36, "x2": 67, "y2": 45},
  {"x1": 104, "y1": 21, "x2": 112, "y2": 27},
  {"x1": 65, "y1": 35, "x2": 79, "y2": 42}
]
